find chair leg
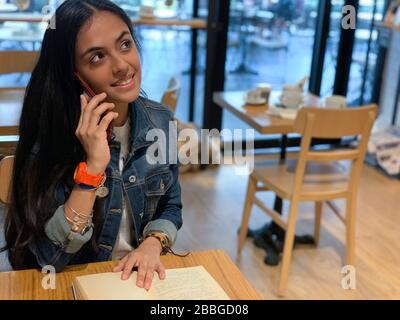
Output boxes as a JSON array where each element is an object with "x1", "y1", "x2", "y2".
[
  {"x1": 237, "y1": 175, "x2": 257, "y2": 258},
  {"x1": 277, "y1": 200, "x2": 299, "y2": 297},
  {"x1": 345, "y1": 197, "x2": 356, "y2": 267},
  {"x1": 314, "y1": 201, "x2": 323, "y2": 246}
]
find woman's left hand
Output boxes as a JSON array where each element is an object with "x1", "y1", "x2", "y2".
[{"x1": 113, "y1": 237, "x2": 166, "y2": 290}]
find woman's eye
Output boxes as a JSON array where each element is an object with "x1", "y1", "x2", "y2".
[
  {"x1": 90, "y1": 52, "x2": 104, "y2": 64},
  {"x1": 121, "y1": 40, "x2": 132, "y2": 49}
]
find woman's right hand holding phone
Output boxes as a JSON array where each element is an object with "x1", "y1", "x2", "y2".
[{"x1": 75, "y1": 92, "x2": 118, "y2": 175}]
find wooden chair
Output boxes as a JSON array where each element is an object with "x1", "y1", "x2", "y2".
[
  {"x1": 0, "y1": 154, "x2": 13, "y2": 273},
  {"x1": 237, "y1": 105, "x2": 378, "y2": 296},
  {"x1": 0, "y1": 156, "x2": 14, "y2": 205},
  {"x1": 161, "y1": 77, "x2": 181, "y2": 114},
  {"x1": 0, "y1": 50, "x2": 39, "y2": 150},
  {"x1": 0, "y1": 50, "x2": 39, "y2": 77}
]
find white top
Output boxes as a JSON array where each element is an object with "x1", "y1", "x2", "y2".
[{"x1": 111, "y1": 118, "x2": 135, "y2": 260}]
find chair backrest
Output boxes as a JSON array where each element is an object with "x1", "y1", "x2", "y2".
[
  {"x1": 293, "y1": 105, "x2": 377, "y2": 139},
  {"x1": 0, "y1": 51, "x2": 36, "y2": 151},
  {"x1": 0, "y1": 88, "x2": 24, "y2": 150},
  {"x1": 161, "y1": 77, "x2": 181, "y2": 114},
  {"x1": 0, "y1": 50, "x2": 39, "y2": 75},
  {"x1": 0, "y1": 156, "x2": 14, "y2": 205},
  {"x1": 291, "y1": 105, "x2": 378, "y2": 195}
]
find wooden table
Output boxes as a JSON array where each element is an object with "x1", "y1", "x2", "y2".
[
  {"x1": 213, "y1": 90, "x2": 321, "y2": 134},
  {"x1": 0, "y1": 249, "x2": 261, "y2": 300}
]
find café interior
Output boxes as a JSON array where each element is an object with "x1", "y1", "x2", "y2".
[{"x1": 0, "y1": 0, "x2": 399, "y2": 299}]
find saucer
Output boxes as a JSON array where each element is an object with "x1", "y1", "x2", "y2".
[
  {"x1": 279, "y1": 108, "x2": 298, "y2": 120},
  {"x1": 245, "y1": 97, "x2": 267, "y2": 105},
  {"x1": 268, "y1": 104, "x2": 298, "y2": 119}
]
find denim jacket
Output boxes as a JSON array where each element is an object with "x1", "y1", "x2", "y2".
[{"x1": 28, "y1": 97, "x2": 182, "y2": 272}]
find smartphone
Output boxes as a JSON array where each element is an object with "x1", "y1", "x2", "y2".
[
  {"x1": 74, "y1": 71, "x2": 113, "y2": 141},
  {"x1": 74, "y1": 71, "x2": 96, "y2": 98}
]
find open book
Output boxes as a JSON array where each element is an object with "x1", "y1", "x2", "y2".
[{"x1": 72, "y1": 266, "x2": 230, "y2": 300}]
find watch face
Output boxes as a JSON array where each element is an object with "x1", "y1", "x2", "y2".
[
  {"x1": 96, "y1": 186, "x2": 109, "y2": 198},
  {"x1": 148, "y1": 232, "x2": 169, "y2": 248}
]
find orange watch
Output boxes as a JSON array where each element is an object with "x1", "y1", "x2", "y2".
[{"x1": 73, "y1": 162, "x2": 105, "y2": 188}]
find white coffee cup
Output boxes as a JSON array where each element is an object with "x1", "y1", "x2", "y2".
[
  {"x1": 139, "y1": 5, "x2": 155, "y2": 18},
  {"x1": 245, "y1": 89, "x2": 266, "y2": 104},
  {"x1": 283, "y1": 84, "x2": 302, "y2": 93},
  {"x1": 256, "y1": 83, "x2": 272, "y2": 104},
  {"x1": 324, "y1": 95, "x2": 347, "y2": 109},
  {"x1": 280, "y1": 91, "x2": 303, "y2": 109}
]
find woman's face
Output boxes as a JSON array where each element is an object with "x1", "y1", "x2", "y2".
[{"x1": 75, "y1": 11, "x2": 141, "y2": 104}]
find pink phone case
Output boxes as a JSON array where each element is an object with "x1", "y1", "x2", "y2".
[
  {"x1": 74, "y1": 72, "x2": 96, "y2": 98},
  {"x1": 75, "y1": 72, "x2": 113, "y2": 141}
]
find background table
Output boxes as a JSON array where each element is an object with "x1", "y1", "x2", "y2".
[
  {"x1": 213, "y1": 90, "x2": 321, "y2": 134},
  {"x1": 0, "y1": 249, "x2": 261, "y2": 300}
]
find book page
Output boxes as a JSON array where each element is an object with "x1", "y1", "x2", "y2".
[
  {"x1": 74, "y1": 272, "x2": 156, "y2": 300},
  {"x1": 74, "y1": 266, "x2": 230, "y2": 300},
  {"x1": 150, "y1": 266, "x2": 230, "y2": 300}
]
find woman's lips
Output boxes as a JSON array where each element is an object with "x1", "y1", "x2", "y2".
[{"x1": 111, "y1": 74, "x2": 135, "y2": 88}]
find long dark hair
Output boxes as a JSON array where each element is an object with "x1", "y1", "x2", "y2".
[{"x1": 1, "y1": 0, "x2": 142, "y2": 269}]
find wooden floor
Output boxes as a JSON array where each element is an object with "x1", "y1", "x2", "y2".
[{"x1": 174, "y1": 154, "x2": 400, "y2": 299}]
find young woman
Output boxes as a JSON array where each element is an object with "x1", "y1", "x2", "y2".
[{"x1": 1, "y1": 0, "x2": 182, "y2": 290}]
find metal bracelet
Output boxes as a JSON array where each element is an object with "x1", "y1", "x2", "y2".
[
  {"x1": 65, "y1": 215, "x2": 93, "y2": 234},
  {"x1": 65, "y1": 204, "x2": 93, "y2": 218},
  {"x1": 64, "y1": 215, "x2": 90, "y2": 225}
]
